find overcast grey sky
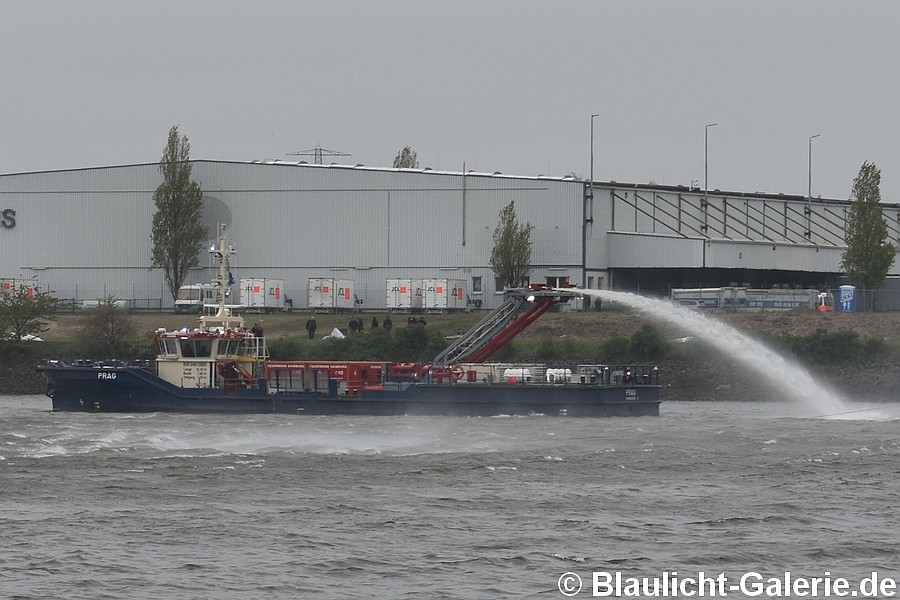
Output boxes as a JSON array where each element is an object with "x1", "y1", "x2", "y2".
[{"x1": 3, "y1": 1, "x2": 899, "y2": 202}]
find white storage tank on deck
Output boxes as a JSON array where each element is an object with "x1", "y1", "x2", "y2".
[
  {"x1": 545, "y1": 368, "x2": 572, "y2": 383},
  {"x1": 503, "y1": 367, "x2": 532, "y2": 383}
]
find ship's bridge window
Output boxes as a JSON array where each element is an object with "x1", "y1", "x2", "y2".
[
  {"x1": 159, "y1": 338, "x2": 178, "y2": 356},
  {"x1": 241, "y1": 337, "x2": 265, "y2": 358},
  {"x1": 180, "y1": 339, "x2": 212, "y2": 358},
  {"x1": 219, "y1": 339, "x2": 242, "y2": 357}
]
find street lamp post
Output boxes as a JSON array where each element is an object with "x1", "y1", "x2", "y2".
[
  {"x1": 807, "y1": 134, "x2": 820, "y2": 238},
  {"x1": 584, "y1": 113, "x2": 600, "y2": 291},
  {"x1": 590, "y1": 113, "x2": 599, "y2": 200},
  {"x1": 704, "y1": 123, "x2": 717, "y2": 234},
  {"x1": 704, "y1": 123, "x2": 718, "y2": 201}
]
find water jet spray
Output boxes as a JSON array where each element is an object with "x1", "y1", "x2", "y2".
[{"x1": 574, "y1": 288, "x2": 850, "y2": 416}]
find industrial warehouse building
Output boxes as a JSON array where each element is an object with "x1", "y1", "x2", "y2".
[{"x1": 2, "y1": 160, "x2": 899, "y2": 311}]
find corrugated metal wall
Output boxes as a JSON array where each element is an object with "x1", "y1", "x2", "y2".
[
  {"x1": 194, "y1": 163, "x2": 582, "y2": 268},
  {"x1": 607, "y1": 233, "x2": 704, "y2": 268},
  {"x1": 1, "y1": 165, "x2": 163, "y2": 304},
  {"x1": 4, "y1": 161, "x2": 896, "y2": 310},
  {"x1": 187, "y1": 163, "x2": 586, "y2": 310},
  {"x1": 1, "y1": 162, "x2": 584, "y2": 310}
]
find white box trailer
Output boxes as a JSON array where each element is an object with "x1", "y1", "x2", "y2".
[
  {"x1": 308, "y1": 278, "x2": 355, "y2": 311},
  {"x1": 386, "y1": 278, "x2": 423, "y2": 311},
  {"x1": 1, "y1": 279, "x2": 37, "y2": 298},
  {"x1": 423, "y1": 278, "x2": 467, "y2": 311},
  {"x1": 240, "y1": 278, "x2": 288, "y2": 313}
]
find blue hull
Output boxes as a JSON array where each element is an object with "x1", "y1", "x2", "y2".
[{"x1": 39, "y1": 365, "x2": 660, "y2": 417}]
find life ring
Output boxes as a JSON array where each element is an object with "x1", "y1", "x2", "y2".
[{"x1": 450, "y1": 365, "x2": 465, "y2": 382}]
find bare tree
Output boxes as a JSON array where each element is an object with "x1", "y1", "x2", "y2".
[
  {"x1": 0, "y1": 285, "x2": 60, "y2": 340},
  {"x1": 78, "y1": 296, "x2": 138, "y2": 357}
]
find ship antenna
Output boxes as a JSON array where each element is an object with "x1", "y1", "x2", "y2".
[{"x1": 213, "y1": 223, "x2": 231, "y2": 318}]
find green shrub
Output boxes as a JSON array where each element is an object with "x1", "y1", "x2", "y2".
[
  {"x1": 596, "y1": 335, "x2": 631, "y2": 361},
  {"x1": 267, "y1": 336, "x2": 306, "y2": 360},
  {"x1": 535, "y1": 339, "x2": 562, "y2": 361},
  {"x1": 629, "y1": 324, "x2": 668, "y2": 359},
  {"x1": 774, "y1": 328, "x2": 866, "y2": 365},
  {"x1": 296, "y1": 325, "x2": 450, "y2": 363}
]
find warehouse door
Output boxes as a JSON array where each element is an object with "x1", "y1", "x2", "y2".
[{"x1": 545, "y1": 276, "x2": 569, "y2": 288}]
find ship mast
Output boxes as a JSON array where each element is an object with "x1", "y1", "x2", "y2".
[{"x1": 199, "y1": 223, "x2": 243, "y2": 331}]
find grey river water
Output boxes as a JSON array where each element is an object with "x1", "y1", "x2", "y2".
[{"x1": 2, "y1": 394, "x2": 899, "y2": 599}]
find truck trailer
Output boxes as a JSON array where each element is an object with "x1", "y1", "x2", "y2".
[
  {"x1": 423, "y1": 278, "x2": 467, "y2": 312},
  {"x1": 308, "y1": 278, "x2": 356, "y2": 312},
  {"x1": 386, "y1": 278, "x2": 423, "y2": 312},
  {"x1": 240, "y1": 278, "x2": 289, "y2": 313}
]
